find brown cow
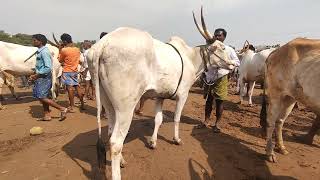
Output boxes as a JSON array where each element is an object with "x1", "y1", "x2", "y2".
[{"x1": 260, "y1": 38, "x2": 320, "y2": 162}]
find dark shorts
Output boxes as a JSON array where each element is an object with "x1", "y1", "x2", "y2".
[
  {"x1": 62, "y1": 72, "x2": 79, "y2": 86},
  {"x1": 33, "y1": 73, "x2": 52, "y2": 99}
]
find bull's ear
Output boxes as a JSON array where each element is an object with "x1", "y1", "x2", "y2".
[{"x1": 219, "y1": 43, "x2": 226, "y2": 50}]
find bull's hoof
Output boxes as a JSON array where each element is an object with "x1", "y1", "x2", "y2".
[
  {"x1": 173, "y1": 138, "x2": 182, "y2": 145},
  {"x1": 275, "y1": 147, "x2": 289, "y2": 155},
  {"x1": 267, "y1": 154, "x2": 277, "y2": 163},
  {"x1": 0, "y1": 106, "x2": 5, "y2": 110},
  {"x1": 148, "y1": 140, "x2": 157, "y2": 149},
  {"x1": 120, "y1": 159, "x2": 127, "y2": 168},
  {"x1": 15, "y1": 96, "x2": 21, "y2": 100}
]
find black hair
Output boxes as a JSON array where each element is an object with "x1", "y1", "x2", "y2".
[
  {"x1": 32, "y1": 34, "x2": 47, "y2": 45},
  {"x1": 100, "y1": 32, "x2": 108, "y2": 39},
  {"x1": 214, "y1": 28, "x2": 227, "y2": 37},
  {"x1": 60, "y1": 33, "x2": 73, "y2": 43}
]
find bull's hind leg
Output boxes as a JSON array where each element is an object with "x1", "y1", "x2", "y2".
[
  {"x1": 8, "y1": 85, "x2": 19, "y2": 100},
  {"x1": 295, "y1": 115, "x2": 320, "y2": 145},
  {"x1": 274, "y1": 96, "x2": 296, "y2": 155},
  {"x1": 99, "y1": 84, "x2": 128, "y2": 168},
  {"x1": 149, "y1": 99, "x2": 164, "y2": 149},
  {"x1": 265, "y1": 97, "x2": 281, "y2": 162},
  {"x1": 248, "y1": 81, "x2": 256, "y2": 106},
  {"x1": 0, "y1": 76, "x2": 5, "y2": 109},
  {"x1": 266, "y1": 96, "x2": 295, "y2": 162},
  {"x1": 110, "y1": 109, "x2": 134, "y2": 180},
  {"x1": 239, "y1": 78, "x2": 245, "y2": 104},
  {"x1": 173, "y1": 94, "x2": 188, "y2": 145}
]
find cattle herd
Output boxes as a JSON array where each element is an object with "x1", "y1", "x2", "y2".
[{"x1": 0, "y1": 9, "x2": 319, "y2": 180}]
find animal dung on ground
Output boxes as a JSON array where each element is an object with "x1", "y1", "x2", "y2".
[{"x1": 29, "y1": 127, "x2": 43, "y2": 136}]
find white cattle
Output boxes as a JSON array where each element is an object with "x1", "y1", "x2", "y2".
[
  {"x1": 0, "y1": 41, "x2": 62, "y2": 109},
  {"x1": 86, "y1": 9, "x2": 237, "y2": 180},
  {"x1": 260, "y1": 38, "x2": 320, "y2": 163},
  {"x1": 238, "y1": 47, "x2": 275, "y2": 105}
]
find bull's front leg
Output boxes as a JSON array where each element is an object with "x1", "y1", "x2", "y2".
[
  {"x1": 149, "y1": 99, "x2": 164, "y2": 149},
  {"x1": 173, "y1": 95, "x2": 188, "y2": 145}
]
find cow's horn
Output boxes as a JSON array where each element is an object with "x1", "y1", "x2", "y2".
[
  {"x1": 193, "y1": 11, "x2": 209, "y2": 41},
  {"x1": 47, "y1": 39, "x2": 59, "y2": 48},
  {"x1": 52, "y1": 33, "x2": 61, "y2": 46},
  {"x1": 200, "y1": 6, "x2": 214, "y2": 40}
]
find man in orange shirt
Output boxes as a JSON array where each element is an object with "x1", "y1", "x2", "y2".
[{"x1": 59, "y1": 33, "x2": 85, "y2": 111}]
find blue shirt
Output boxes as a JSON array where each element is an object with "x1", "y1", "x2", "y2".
[{"x1": 35, "y1": 46, "x2": 52, "y2": 75}]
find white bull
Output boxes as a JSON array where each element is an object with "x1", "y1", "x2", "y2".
[
  {"x1": 238, "y1": 48, "x2": 275, "y2": 105},
  {"x1": 87, "y1": 8, "x2": 237, "y2": 180},
  {"x1": 0, "y1": 41, "x2": 62, "y2": 109}
]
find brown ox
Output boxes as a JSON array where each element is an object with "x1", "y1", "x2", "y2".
[{"x1": 260, "y1": 38, "x2": 320, "y2": 162}]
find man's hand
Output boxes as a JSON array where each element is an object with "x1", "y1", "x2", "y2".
[{"x1": 29, "y1": 74, "x2": 38, "y2": 81}]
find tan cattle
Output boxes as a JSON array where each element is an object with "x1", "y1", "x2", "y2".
[{"x1": 260, "y1": 38, "x2": 320, "y2": 162}]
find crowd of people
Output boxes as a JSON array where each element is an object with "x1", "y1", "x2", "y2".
[{"x1": 29, "y1": 32, "x2": 108, "y2": 121}]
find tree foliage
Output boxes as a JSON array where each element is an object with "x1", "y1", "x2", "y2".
[
  {"x1": 0, "y1": 30, "x2": 95, "y2": 48},
  {"x1": 0, "y1": 30, "x2": 33, "y2": 46}
]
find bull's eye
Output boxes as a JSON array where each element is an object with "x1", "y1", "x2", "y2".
[{"x1": 209, "y1": 46, "x2": 217, "y2": 52}]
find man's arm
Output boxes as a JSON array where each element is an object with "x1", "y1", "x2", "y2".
[
  {"x1": 229, "y1": 48, "x2": 240, "y2": 67},
  {"x1": 58, "y1": 49, "x2": 65, "y2": 63},
  {"x1": 40, "y1": 50, "x2": 52, "y2": 74}
]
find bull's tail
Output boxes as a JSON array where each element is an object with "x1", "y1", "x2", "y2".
[
  {"x1": 260, "y1": 54, "x2": 272, "y2": 134},
  {"x1": 51, "y1": 67, "x2": 57, "y2": 100},
  {"x1": 260, "y1": 82, "x2": 267, "y2": 130},
  {"x1": 89, "y1": 42, "x2": 107, "y2": 170}
]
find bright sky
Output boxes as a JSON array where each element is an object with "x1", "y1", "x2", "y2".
[{"x1": 1, "y1": 0, "x2": 319, "y2": 48}]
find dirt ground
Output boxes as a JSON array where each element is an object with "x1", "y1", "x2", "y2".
[{"x1": 0, "y1": 83, "x2": 319, "y2": 180}]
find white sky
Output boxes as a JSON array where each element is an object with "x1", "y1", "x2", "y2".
[{"x1": 1, "y1": 0, "x2": 319, "y2": 48}]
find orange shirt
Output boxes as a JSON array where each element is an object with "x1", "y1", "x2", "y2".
[{"x1": 59, "y1": 47, "x2": 81, "y2": 72}]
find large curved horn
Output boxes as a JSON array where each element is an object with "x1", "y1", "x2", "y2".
[
  {"x1": 52, "y1": 33, "x2": 61, "y2": 46},
  {"x1": 242, "y1": 40, "x2": 250, "y2": 50},
  {"x1": 193, "y1": 11, "x2": 209, "y2": 40},
  {"x1": 200, "y1": 6, "x2": 214, "y2": 40},
  {"x1": 47, "y1": 39, "x2": 59, "y2": 48}
]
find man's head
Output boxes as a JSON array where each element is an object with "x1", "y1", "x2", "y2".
[
  {"x1": 214, "y1": 28, "x2": 227, "y2": 42},
  {"x1": 100, "y1": 32, "x2": 108, "y2": 39},
  {"x1": 32, "y1": 34, "x2": 47, "y2": 47},
  {"x1": 60, "y1": 33, "x2": 73, "y2": 45},
  {"x1": 83, "y1": 40, "x2": 92, "y2": 50}
]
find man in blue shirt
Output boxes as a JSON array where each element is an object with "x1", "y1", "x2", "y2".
[{"x1": 29, "y1": 34, "x2": 68, "y2": 121}]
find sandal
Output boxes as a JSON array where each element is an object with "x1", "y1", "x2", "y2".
[
  {"x1": 37, "y1": 117, "x2": 52, "y2": 121},
  {"x1": 67, "y1": 107, "x2": 76, "y2": 113},
  {"x1": 195, "y1": 122, "x2": 210, "y2": 129},
  {"x1": 59, "y1": 108, "x2": 68, "y2": 121}
]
